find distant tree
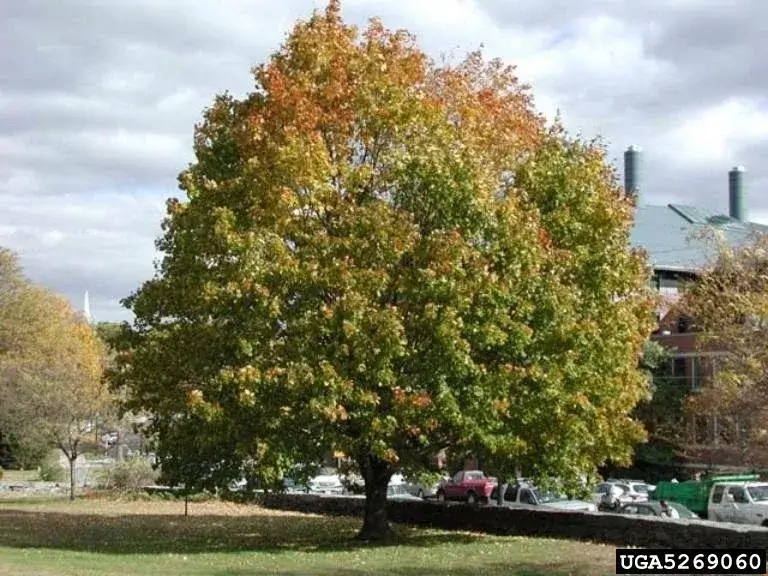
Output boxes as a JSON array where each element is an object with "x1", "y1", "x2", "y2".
[
  {"x1": 95, "y1": 322, "x2": 123, "y2": 352},
  {"x1": 678, "y1": 231, "x2": 768, "y2": 465},
  {"x1": 634, "y1": 340, "x2": 684, "y2": 445},
  {"x1": 113, "y1": 1, "x2": 654, "y2": 540},
  {"x1": 0, "y1": 249, "x2": 111, "y2": 499}
]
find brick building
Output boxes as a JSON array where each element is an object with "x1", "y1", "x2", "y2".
[{"x1": 626, "y1": 146, "x2": 767, "y2": 467}]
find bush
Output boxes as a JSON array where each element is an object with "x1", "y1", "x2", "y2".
[
  {"x1": 38, "y1": 453, "x2": 67, "y2": 482},
  {"x1": 96, "y1": 457, "x2": 158, "y2": 490},
  {"x1": 0, "y1": 466, "x2": 4, "y2": 480}
]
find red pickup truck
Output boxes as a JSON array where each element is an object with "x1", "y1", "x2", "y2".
[{"x1": 436, "y1": 470, "x2": 497, "y2": 504}]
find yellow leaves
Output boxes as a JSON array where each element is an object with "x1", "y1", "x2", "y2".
[
  {"x1": 187, "y1": 389, "x2": 204, "y2": 407},
  {"x1": 239, "y1": 388, "x2": 256, "y2": 407},
  {"x1": 0, "y1": 268, "x2": 112, "y2": 458},
  {"x1": 405, "y1": 425, "x2": 421, "y2": 437},
  {"x1": 319, "y1": 361, "x2": 338, "y2": 382},
  {"x1": 341, "y1": 320, "x2": 357, "y2": 338},
  {"x1": 324, "y1": 404, "x2": 349, "y2": 422},
  {"x1": 573, "y1": 392, "x2": 591, "y2": 410},
  {"x1": 492, "y1": 398, "x2": 510, "y2": 415},
  {"x1": 384, "y1": 448, "x2": 399, "y2": 465}
]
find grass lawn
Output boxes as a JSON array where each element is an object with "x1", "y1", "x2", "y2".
[{"x1": 0, "y1": 496, "x2": 617, "y2": 575}]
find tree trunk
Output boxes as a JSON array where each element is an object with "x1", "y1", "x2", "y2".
[
  {"x1": 496, "y1": 478, "x2": 509, "y2": 506},
  {"x1": 69, "y1": 456, "x2": 76, "y2": 501},
  {"x1": 356, "y1": 453, "x2": 394, "y2": 542}
]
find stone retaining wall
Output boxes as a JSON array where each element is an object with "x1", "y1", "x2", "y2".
[{"x1": 261, "y1": 493, "x2": 768, "y2": 549}]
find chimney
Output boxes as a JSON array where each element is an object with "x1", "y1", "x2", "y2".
[
  {"x1": 624, "y1": 145, "x2": 642, "y2": 198},
  {"x1": 729, "y1": 165, "x2": 746, "y2": 222}
]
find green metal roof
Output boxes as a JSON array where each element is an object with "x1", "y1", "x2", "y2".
[{"x1": 630, "y1": 204, "x2": 768, "y2": 273}]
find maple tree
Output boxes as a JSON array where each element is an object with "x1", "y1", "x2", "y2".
[
  {"x1": 676, "y1": 231, "x2": 768, "y2": 466},
  {"x1": 0, "y1": 248, "x2": 111, "y2": 499},
  {"x1": 113, "y1": 1, "x2": 654, "y2": 540}
]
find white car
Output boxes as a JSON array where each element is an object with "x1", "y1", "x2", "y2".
[
  {"x1": 593, "y1": 480, "x2": 652, "y2": 505},
  {"x1": 500, "y1": 483, "x2": 597, "y2": 512},
  {"x1": 307, "y1": 473, "x2": 344, "y2": 495},
  {"x1": 708, "y1": 481, "x2": 768, "y2": 526}
]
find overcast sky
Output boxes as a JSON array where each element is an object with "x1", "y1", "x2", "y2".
[{"x1": 1, "y1": 0, "x2": 766, "y2": 322}]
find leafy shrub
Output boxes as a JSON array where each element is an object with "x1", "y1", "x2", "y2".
[
  {"x1": 187, "y1": 491, "x2": 216, "y2": 502},
  {"x1": 0, "y1": 466, "x2": 4, "y2": 480},
  {"x1": 96, "y1": 457, "x2": 158, "y2": 490},
  {"x1": 38, "y1": 453, "x2": 67, "y2": 482}
]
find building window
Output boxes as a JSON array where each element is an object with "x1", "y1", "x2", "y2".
[
  {"x1": 676, "y1": 315, "x2": 693, "y2": 333},
  {"x1": 659, "y1": 272, "x2": 678, "y2": 290},
  {"x1": 691, "y1": 357, "x2": 703, "y2": 392}
]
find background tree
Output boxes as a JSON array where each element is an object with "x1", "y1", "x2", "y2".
[
  {"x1": 632, "y1": 340, "x2": 685, "y2": 451},
  {"x1": 678, "y1": 231, "x2": 768, "y2": 466},
  {"x1": 0, "y1": 250, "x2": 111, "y2": 499},
  {"x1": 113, "y1": 1, "x2": 654, "y2": 540}
]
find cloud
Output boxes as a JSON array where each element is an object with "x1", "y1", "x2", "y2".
[
  {"x1": 1, "y1": 0, "x2": 767, "y2": 320},
  {"x1": 0, "y1": 191, "x2": 165, "y2": 321}
]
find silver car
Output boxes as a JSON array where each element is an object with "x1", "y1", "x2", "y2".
[{"x1": 404, "y1": 473, "x2": 449, "y2": 499}]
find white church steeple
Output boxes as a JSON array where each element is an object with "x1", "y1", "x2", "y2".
[{"x1": 83, "y1": 290, "x2": 93, "y2": 324}]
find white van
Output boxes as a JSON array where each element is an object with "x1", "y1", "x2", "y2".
[{"x1": 707, "y1": 481, "x2": 768, "y2": 525}]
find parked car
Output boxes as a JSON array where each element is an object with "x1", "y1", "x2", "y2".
[
  {"x1": 592, "y1": 480, "x2": 652, "y2": 505},
  {"x1": 708, "y1": 480, "x2": 768, "y2": 526},
  {"x1": 497, "y1": 481, "x2": 596, "y2": 512},
  {"x1": 607, "y1": 478, "x2": 654, "y2": 501},
  {"x1": 387, "y1": 483, "x2": 423, "y2": 501},
  {"x1": 651, "y1": 473, "x2": 761, "y2": 520},
  {"x1": 340, "y1": 471, "x2": 365, "y2": 494},
  {"x1": 436, "y1": 470, "x2": 497, "y2": 504},
  {"x1": 338, "y1": 479, "x2": 423, "y2": 501},
  {"x1": 618, "y1": 500, "x2": 699, "y2": 519},
  {"x1": 405, "y1": 472, "x2": 449, "y2": 499},
  {"x1": 307, "y1": 470, "x2": 345, "y2": 495}
]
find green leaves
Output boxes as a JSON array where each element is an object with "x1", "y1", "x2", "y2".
[{"x1": 115, "y1": 1, "x2": 654, "y2": 505}]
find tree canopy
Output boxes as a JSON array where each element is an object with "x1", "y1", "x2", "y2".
[
  {"x1": 678, "y1": 231, "x2": 768, "y2": 465},
  {"x1": 0, "y1": 248, "x2": 111, "y2": 498},
  {"x1": 113, "y1": 1, "x2": 655, "y2": 539}
]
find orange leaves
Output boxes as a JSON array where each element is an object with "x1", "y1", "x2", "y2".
[
  {"x1": 492, "y1": 398, "x2": 510, "y2": 414},
  {"x1": 392, "y1": 386, "x2": 432, "y2": 409},
  {"x1": 384, "y1": 447, "x2": 400, "y2": 465},
  {"x1": 538, "y1": 227, "x2": 552, "y2": 250},
  {"x1": 426, "y1": 50, "x2": 543, "y2": 176},
  {"x1": 414, "y1": 392, "x2": 431, "y2": 409},
  {"x1": 573, "y1": 392, "x2": 591, "y2": 409}
]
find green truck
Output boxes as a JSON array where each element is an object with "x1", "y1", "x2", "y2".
[{"x1": 650, "y1": 474, "x2": 760, "y2": 517}]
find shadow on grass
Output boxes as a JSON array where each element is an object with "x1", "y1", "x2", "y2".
[
  {"x1": 207, "y1": 564, "x2": 593, "y2": 576},
  {"x1": 0, "y1": 508, "x2": 482, "y2": 556}
]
